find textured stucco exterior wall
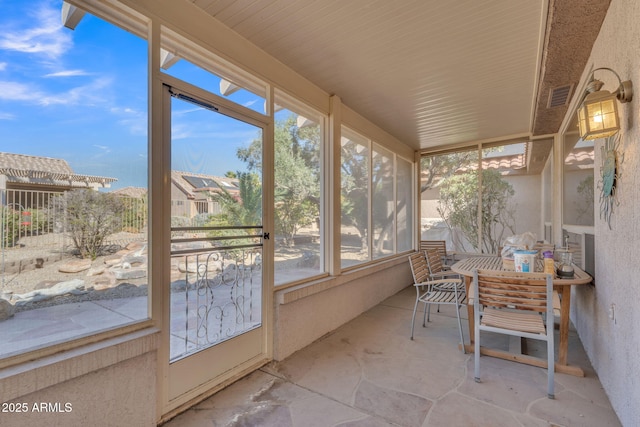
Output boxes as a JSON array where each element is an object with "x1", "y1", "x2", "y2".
[
  {"x1": 274, "y1": 261, "x2": 412, "y2": 361},
  {"x1": 2, "y1": 352, "x2": 156, "y2": 427},
  {"x1": 571, "y1": 0, "x2": 640, "y2": 425}
]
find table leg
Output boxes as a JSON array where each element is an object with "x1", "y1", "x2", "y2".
[{"x1": 557, "y1": 285, "x2": 571, "y2": 366}]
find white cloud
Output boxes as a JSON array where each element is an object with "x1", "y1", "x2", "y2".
[
  {"x1": 0, "y1": 80, "x2": 45, "y2": 102},
  {"x1": 0, "y1": 112, "x2": 16, "y2": 120},
  {"x1": 0, "y1": 62, "x2": 7, "y2": 71},
  {"x1": 93, "y1": 144, "x2": 112, "y2": 154},
  {"x1": 0, "y1": 3, "x2": 72, "y2": 59},
  {"x1": 110, "y1": 106, "x2": 147, "y2": 136},
  {"x1": 44, "y1": 69, "x2": 90, "y2": 78},
  {"x1": 39, "y1": 76, "x2": 112, "y2": 106}
]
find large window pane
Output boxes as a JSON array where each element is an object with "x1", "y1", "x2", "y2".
[
  {"x1": 272, "y1": 93, "x2": 324, "y2": 285},
  {"x1": 396, "y1": 156, "x2": 413, "y2": 253},
  {"x1": 420, "y1": 149, "x2": 478, "y2": 252},
  {"x1": 563, "y1": 137, "x2": 594, "y2": 227},
  {"x1": 481, "y1": 141, "x2": 552, "y2": 253},
  {"x1": 341, "y1": 128, "x2": 370, "y2": 268},
  {"x1": 562, "y1": 134, "x2": 595, "y2": 275},
  {"x1": 0, "y1": 2, "x2": 149, "y2": 358},
  {"x1": 372, "y1": 144, "x2": 394, "y2": 259}
]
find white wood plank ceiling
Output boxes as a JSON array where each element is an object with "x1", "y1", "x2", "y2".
[{"x1": 190, "y1": 0, "x2": 609, "y2": 151}]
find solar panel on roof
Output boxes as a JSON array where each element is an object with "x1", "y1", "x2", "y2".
[{"x1": 182, "y1": 175, "x2": 220, "y2": 189}]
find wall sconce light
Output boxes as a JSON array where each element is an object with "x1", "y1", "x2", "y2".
[{"x1": 577, "y1": 67, "x2": 633, "y2": 140}]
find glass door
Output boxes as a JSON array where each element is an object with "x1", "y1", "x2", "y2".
[{"x1": 164, "y1": 83, "x2": 268, "y2": 404}]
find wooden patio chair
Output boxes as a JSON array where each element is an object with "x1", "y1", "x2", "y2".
[
  {"x1": 420, "y1": 240, "x2": 455, "y2": 267},
  {"x1": 408, "y1": 252, "x2": 466, "y2": 352},
  {"x1": 473, "y1": 269, "x2": 555, "y2": 399}
]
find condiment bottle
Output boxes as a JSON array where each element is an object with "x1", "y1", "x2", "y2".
[{"x1": 543, "y1": 251, "x2": 555, "y2": 275}]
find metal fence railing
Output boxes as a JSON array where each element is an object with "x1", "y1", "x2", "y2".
[{"x1": 1, "y1": 189, "x2": 151, "y2": 250}]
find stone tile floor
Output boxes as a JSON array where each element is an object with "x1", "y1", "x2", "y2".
[{"x1": 163, "y1": 286, "x2": 621, "y2": 427}]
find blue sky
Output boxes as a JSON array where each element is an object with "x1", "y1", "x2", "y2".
[{"x1": 0, "y1": 0, "x2": 267, "y2": 190}]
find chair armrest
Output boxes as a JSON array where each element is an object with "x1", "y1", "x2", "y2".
[{"x1": 467, "y1": 284, "x2": 475, "y2": 305}]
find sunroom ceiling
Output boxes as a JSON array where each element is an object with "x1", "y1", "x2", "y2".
[{"x1": 191, "y1": 0, "x2": 610, "y2": 151}]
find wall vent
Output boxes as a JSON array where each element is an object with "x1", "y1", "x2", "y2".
[{"x1": 547, "y1": 84, "x2": 574, "y2": 108}]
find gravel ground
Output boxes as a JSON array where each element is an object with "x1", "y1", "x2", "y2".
[
  {"x1": 1, "y1": 231, "x2": 366, "y2": 313},
  {"x1": 1, "y1": 233, "x2": 148, "y2": 312}
]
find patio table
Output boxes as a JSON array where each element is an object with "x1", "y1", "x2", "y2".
[{"x1": 451, "y1": 256, "x2": 592, "y2": 377}]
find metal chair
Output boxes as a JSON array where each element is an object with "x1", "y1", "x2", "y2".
[
  {"x1": 473, "y1": 269, "x2": 555, "y2": 399},
  {"x1": 408, "y1": 252, "x2": 466, "y2": 353}
]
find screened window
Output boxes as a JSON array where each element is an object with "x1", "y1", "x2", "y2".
[
  {"x1": 372, "y1": 144, "x2": 394, "y2": 259},
  {"x1": 341, "y1": 127, "x2": 411, "y2": 268},
  {"x1": 396, "y1": 156, "x2": 413, "y2": 253},
  {"x1": 420, "y1": 148, "x2": 479, "y2": 252},
  {"x1": 340, "y1": 129, "x2": 370, "y2": 268},
  {"x1": 0, "y1": 2, "x2": 149, "y2": 359},
  {"x1": 160, "y1": 27, "x2": 267, "y2": 115},
  {"x1": 272, "y1": 92, "x2": 326, "y2": 285}
]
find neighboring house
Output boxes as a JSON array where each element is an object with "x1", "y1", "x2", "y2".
[
  {"x1": 0, "y1": 152, "x2": 117, "y2": 210},
  {"x1": 170, "y1": 170, "x2": 239, "y2": 218}
]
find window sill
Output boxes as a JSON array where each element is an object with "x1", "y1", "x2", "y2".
[
  {"x1": 0, "y1": 327, "x2": 159, "y2": 402},
  {"x1": 276, "y1": 255, "x2": 408, "y2": 305}
]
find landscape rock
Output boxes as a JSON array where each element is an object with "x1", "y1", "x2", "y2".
[
  {"x1": 125, "y1": 241, "x2": 147, "y2": 253},
  {"x1": 87, "y1": 265, "x2": 107, "y2": 276},
  {"x1": 59, "y1": 258, "x2": 92, "y2": 273},
  {"x1": 14, "y1": 279, "x2": 87, "y2": 305},
  {"x1": 88, "y1": 271, "x2": 117, "y2": 290},
  {"x1": 0, "y1": 298, "x2": 15, "y2": 321},
  {"x1": 121, "y1": 255, "x2": 146, "y2": 267},
  {"x1": 112, "y1": 267, "x2": 146, "y2": 280}
]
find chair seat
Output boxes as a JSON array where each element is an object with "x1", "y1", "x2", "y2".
[
  {"x1": 481, "y1": 307, "x2": 546, "y2": 335},
  {"x1": 432, "y1": 280, "x2": 461, "y2": 292},
  {"x1": 420, "y1": 289, "x2": 466, "y2": 305}
]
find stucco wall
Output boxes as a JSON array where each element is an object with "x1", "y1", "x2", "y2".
[
  {"x1": 2, "y1": 352, "x2": 156, "y2": 427},
  {"x1": 273, "y1": 260, "x2": 412, "y2": 361},
  {"x1": 570, "y1": 0, "x2": 640, "y2": 425}
]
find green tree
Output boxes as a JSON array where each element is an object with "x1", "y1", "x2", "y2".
[
  {"x1": 238, "y1": 115, "x2": 320, "y2": 246},
  {"x1": 211, "y1": 172, "x2": 262, "y2": 227},
  {"x1": 437, "y1": 169, "x2": 516, "y2": 254},
  {"x1": 420, "y1": 151, "x2": 477, "y2": 193},
  {"x1": 54, "y1": 189, "x2": 126, "y2": 260}
]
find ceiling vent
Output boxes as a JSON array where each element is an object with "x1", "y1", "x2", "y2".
[{"x1": 547, "y1": 84, "x2": 574, "y2": 108}]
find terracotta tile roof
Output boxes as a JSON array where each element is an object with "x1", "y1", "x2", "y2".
[
  {"x1": 111, "y1": 186, "x2": 147, "y2": 198},
  {"x1": 0, "y1": 152, "x2": 74, "y2": 174}
]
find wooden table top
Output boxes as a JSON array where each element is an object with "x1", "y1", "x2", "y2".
[{"x1": 451, "y1": 256, "x2": 592, "y2": 286}]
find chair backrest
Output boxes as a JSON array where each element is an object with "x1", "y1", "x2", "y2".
[
  {"x1": 420, "y1": 240, "x2": 447, "y2": 259},
  {"x1": 408, "y1": 252, "x2": 430, "y2": 284},
  {"x1": 425, "y1": 248, "x2": 446, "y2": 275},
  {"x1": 474, "y1": 269, "x2": 552, "y2": 313}
]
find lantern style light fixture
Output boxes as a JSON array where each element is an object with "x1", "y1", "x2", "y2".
[{"x1": 577, "y1": 67, "x2": 633, "y2": 140}]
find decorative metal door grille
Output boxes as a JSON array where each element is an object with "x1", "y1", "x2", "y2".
[{"x1": 170, "y1": 226, "x2": 263, "y2": 362}]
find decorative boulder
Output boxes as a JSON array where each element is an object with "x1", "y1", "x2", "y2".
[
  {"x1": 59, "y1": 259, "x2": 92, "y2": 273},
  {"x1": 0, "y1": 298, "x2": 15, "y2": 321}
]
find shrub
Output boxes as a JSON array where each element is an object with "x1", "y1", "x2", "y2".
[
  {"x1": 1, "y1": 207, "x2": 21, "y2": 248},
  {"x1": 53, "y1": 189, "x2": 126, "y2": 260}
]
